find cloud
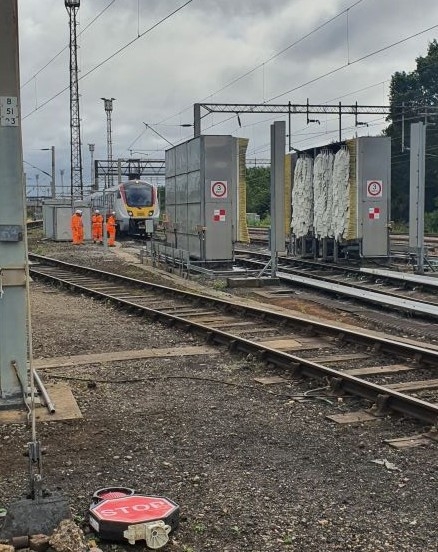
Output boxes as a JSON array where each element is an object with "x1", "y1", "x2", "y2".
[{"x1": 14, "y1": 0, "x2": 438, "y2": 191}]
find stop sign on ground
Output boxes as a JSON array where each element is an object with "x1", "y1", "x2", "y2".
[{"x1": 92, "y1": 495, "x2": 178, "y2": 524}]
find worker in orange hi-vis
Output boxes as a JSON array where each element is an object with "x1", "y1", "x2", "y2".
[
  {"x1": 71, "y1": 209, "x2": 84, "y2": 245},
  {"x1": 107, "y1": 211, "x2": 117, "y2": 247},
  {"x1": 92, "y1": 209, "x2": 103, "y2": 243}
]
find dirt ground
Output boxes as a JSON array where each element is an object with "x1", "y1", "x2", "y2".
[{"x1": 0, "y1": 235, "x2": 437, "y2": 551}]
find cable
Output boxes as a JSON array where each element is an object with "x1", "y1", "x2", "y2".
[
  {"x1": 44, "y1": 373, "x2": 336, "y2": 403},
  {"x1": 22, "y1": 0, "x2": 194, "y2": 120},
  {"x1": 268, "y1": 22, "x2": 438, "y2": 102},
  {"x1": 188, "y1": 22, "x2": 438, "y2": 142},
  {"x1": 153, "y1": 0, "x2": 367, "y2": 128},
  {"x1": 21, "y1": 0, "x2": 117, "y2": 89}
]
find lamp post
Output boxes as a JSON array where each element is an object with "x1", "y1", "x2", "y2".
[
  {"x1": 60, "y1": 169, "x2": 65, "y2": 196},
  {"x1": 88, "y1": 143, "x2": 96, "y2": 191},
  {"x1": 40, "y1": 146, "x2": 55, "y2": 198},
  {"x1": 35, "y1": 174, "x2": 39, "y2": 218}
]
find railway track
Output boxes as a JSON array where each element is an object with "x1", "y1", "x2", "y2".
[
  {"x1": 248, "y1": 226, "x2": 438, "y2": 249},
  {"x1": 28, "y1": 253, "x2": 438, "y2": 428},
  {"x1": 235, "y1": 249, "x2": 438, "y2": 322}
]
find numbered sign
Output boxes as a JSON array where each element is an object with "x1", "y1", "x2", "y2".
[
  {"x1": 0, "y1": 96, "x2": 19, "y2": 126},
  {"x1": 366, "y1": 180, "x2": 383, "y2": 198},
  {"x1": 211, "y1": 180, "x2": 228, "y2": 199}
]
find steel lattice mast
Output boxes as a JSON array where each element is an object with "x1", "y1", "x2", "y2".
[
  {"x1": 65, "y1": 0, "x2": 83, "y2": 199},
  {"x1": 102, "y1": 98, "x2": 115, "y2": 188}
]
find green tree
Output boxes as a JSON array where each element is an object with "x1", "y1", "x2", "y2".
[
  {"x1": 246, "y1": 166, "x2": 270, "y2": 218},
  {"x1": 385, "y1": 40, "x2": 438, "y2": 222}
]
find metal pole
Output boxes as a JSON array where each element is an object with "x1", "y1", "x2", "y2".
[
  {"x1": 88, "y1": 143, "x2": 95, "y2": 191},
  {"x1": 339, "y1": 101, "x2": 342, "y2": 142},
  {"x1": 60, "y1": 169, "x2": 65, "y2": 196},
  {"x1": 270, "y1": 121, "x2": 286, "y2": 278},
  {"x1": 409, "y1": 122, "x2": 426, "y2": 274},
  {"x1": 194, "y1": 103, "x2": 201, "y2": 137},
  {"x1": 102, "y1": 189, "x2": 108, "y2": 252},
  {"x1": 35, "y1": 174, "x2": 39, "y2": 217},
  {"x1": 51, "y1": 146, "x2": 56, "y2": 198},
  {"x1": 0, "y1": 0, "x2": 28, "y2": 406}
]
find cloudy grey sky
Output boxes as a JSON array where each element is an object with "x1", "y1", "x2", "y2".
[{"x1": 17, "y1": 0, "x2": 438, "y2": 194}]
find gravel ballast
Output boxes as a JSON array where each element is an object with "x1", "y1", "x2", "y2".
[{"x1": 0, "y1": 236, "x2": 437, "y2": 551}]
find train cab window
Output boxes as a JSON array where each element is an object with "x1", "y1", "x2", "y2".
[{"x1": 124, "y1": 184, "x2": 152, "y2": 207}]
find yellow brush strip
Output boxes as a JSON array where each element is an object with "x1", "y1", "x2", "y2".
[{"x1": 238, "y1": 138, "x2": 250, "y2": 243}]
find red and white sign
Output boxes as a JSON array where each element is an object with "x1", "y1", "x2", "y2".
[
  {"x1": 366, "y1": 180, "x2": 383, "y2": 198},
  {"x1": 368, "y1": 207, "x2": 380, "y2": 220},
  {"x1": 213, "y1": 209, "x2": 226, "y2": 222},
  {"x1": 211, "y1": 180, "x2": 228, "y2": 199},
  {"x1": 92, "y1": 496, "x2": 178, "y2": 523}
]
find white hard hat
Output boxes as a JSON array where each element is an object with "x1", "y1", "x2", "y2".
[
  {"x1": 95, "y1": 209, "x2": 100, "y2": 214},
  {"x1": 75, "y1": 209, "x2": 82, "y2": 214},
  {"x1": 112, "y1": 211, "x2": 116, "y2": 215}
]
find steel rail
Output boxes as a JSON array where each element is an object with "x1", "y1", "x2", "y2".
[
  {"x1": 236, "y1": 249, "x2": 438, "y2": 297},
  {"x1": 28, "y1": 253, "x2": 438, "y2": 364},
  {"x1": 28, "y1": 254, "x2": 438, "y2": 425}
]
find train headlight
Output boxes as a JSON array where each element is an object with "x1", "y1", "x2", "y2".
[
  {"x1": 127, "y1": 210, "x2": 133, "y2": 216},
  {"x1": 148, "y1": 210, "x2": 154, "y2": 216}
]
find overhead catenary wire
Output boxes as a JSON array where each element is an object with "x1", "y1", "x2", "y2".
[
  {"x1": 21, "y1": 0, "x2": 118, "y2": 89},
  {"x1": 22, "y1": 0, "x2": 194, "y2": 120},
  {"x1": 267, "y1": 22, "x2": 438, "y2": 103},
  {"x1": 153, "y1": 0, "x2": 367, "y2": 127},
  {"x1": 186, "y1": 21, "x2": 438, "y2": 143}
]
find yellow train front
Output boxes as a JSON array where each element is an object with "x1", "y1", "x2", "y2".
[{"x1": 90, "y1": 179, "x2": 160, "y2": 237}]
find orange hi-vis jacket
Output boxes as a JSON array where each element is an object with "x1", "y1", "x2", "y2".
[
  {"x1": 92, "y1": 213, "x2": 103, "y2": 242},
  {"x1": 71, "y1": 213, "x2": 84, "y2": 244},
  {"x1": 107, "y1": 214, "x2": 116, "y2": 246}
]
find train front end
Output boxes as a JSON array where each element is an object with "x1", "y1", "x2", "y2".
[{"x1": 120, "y1": 180, "x2": 159, "y2": 236}]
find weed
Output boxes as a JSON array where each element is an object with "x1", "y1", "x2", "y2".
[
  {"x1": 212, "y1": 279, "x2": 227, "y2": 291},
  {"x1": 193, "y1": 522, "x2": 206, "y2": 534}
]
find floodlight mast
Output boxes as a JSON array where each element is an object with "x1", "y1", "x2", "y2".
[
  {"x1": 65, "y1": 0, "x2": 83, "y2": 199},
  {"x1": 102, "y1": 98, "x2": 115, "y2": 187}
]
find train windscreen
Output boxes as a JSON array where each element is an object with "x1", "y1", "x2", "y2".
[{"x1": 123, "y1": 183, "x2": 153, "y2": 207}]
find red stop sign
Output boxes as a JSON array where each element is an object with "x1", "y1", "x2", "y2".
[{"x1": 92, "y1": 495, "x2": 178, "y2": 524}]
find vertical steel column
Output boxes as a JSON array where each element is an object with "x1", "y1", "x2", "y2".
[
  {"x1": 409, "y1": 122, "x2": 426, "y2": 273},
  {"x1": 194, "y1": 103, "x2": 201, "y2": 137},
  {"x1": 50, "y1": 146, "x2": 56, "y2": 198},
  {"x1": 0, "y1": 0, "x2": 28, "y2": 406},
  {"x1": 270, "y1": 121, "x2": 286, "y2": 277}
]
